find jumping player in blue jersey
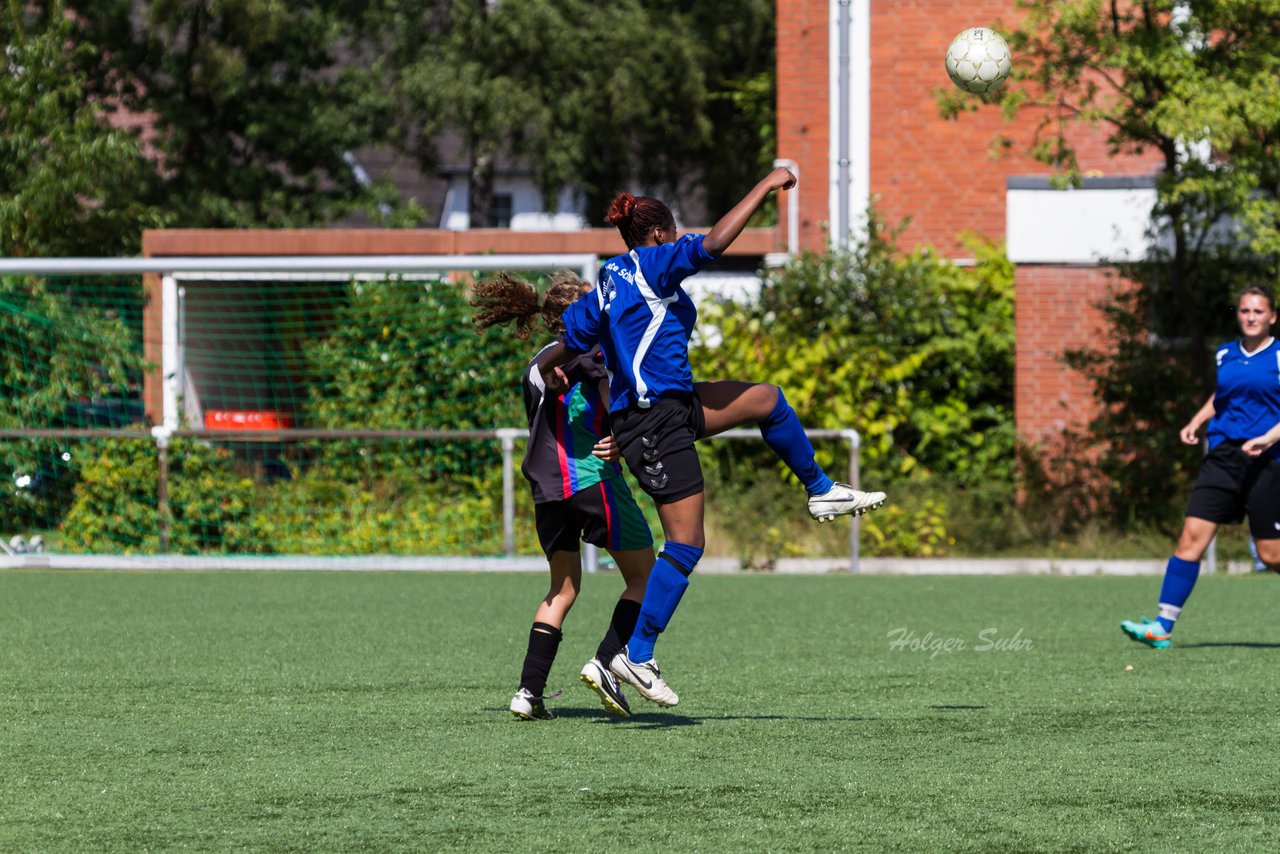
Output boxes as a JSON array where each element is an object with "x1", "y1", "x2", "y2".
[
  {"x1": 472, "y1": 273, "x2": 656, "y2": 720},
  {"x1": 1122, "y1": 285, "x2": 1280, "y2": 649},
  {"x1": 536, "y1": 167, "x2": 886, "y2": 706}
]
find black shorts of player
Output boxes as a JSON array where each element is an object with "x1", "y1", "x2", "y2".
[
  {"x1": 533, "y1": 480, "x2": 652, "y2": 558},
  {"x1": 610, "y1": 393, "x2": 707, "y2": 504},
  {"x1": 1186, "y1": 443, "x2": 1280, "y2": 540}
]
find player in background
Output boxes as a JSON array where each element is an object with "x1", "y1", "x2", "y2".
[
  {"x1": 1122, "y1": 285, "x2": 1280, "y2": 649},
  {"x1": 536, "y1": 167, "x2": 887, "y2": 706},
  {"x1": 472, "y1": 272, "x2": 656, "y2": 720}
]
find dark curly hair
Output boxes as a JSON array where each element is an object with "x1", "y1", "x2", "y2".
[
  {"x1": 604, "y1": 191, "x2": 675, "y2": 250},
  {"x1": 470, "y1": 271, "x2": 588, "y2": 340}
]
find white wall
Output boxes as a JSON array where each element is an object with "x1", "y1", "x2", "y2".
[
  {"x1": 1006, "y1": 178, "x2": 1159, "y2": 264},
  {"x1": 442, "y1": 177, "x2": 587, "y2": 231}
]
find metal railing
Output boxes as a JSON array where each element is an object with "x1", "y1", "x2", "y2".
[{"x1": 2, "y1": 425, "x2": 864, "y2": 571}]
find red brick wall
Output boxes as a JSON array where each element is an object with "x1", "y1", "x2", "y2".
[
  {"x1": 776, "y1": 0, "x2": 832, "y2": 252},
  {"x1": 778, "y1": 0, "x2": 1162, "y2": 442},
  {"x1": 1014, "y1": 265, "x2": 1128, "y2": 442},
  {"x1": 780, "y1": 0, "x2": 1162, "y2": 257}
]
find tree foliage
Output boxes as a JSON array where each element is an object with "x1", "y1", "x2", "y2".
[
  {"x1": 388, "y1": 0, "x2": 775, "y2": 225},
  {"x1": 63, "y1": 0, "x2": 404, "y2": 228},
  {"x1": 692, "y1": 219, "x2": 1016, "y2": 487},
  {"x1": 0, "y1": 3, "x2": 165, "y2": 256},
  {"x1": 940, "y1": 0, "x2": 1280, "y2": 527}
]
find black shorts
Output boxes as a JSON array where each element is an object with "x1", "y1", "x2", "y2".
[
  {"x1": 533, "y1": 478, "x2": 652, "y2": 558},
  {"x1": 610, "y1": 393, "x2": 706, "y2": 504},
  {"x1": 1186, "y1": 444, "x2": 1280, "y2": 540}
]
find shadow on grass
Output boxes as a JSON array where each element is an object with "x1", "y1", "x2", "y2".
[
  {"x1": 1177, "y1": 641, "x2": 1280, "y2": 649},
  {"x1": 487, "y1": 706, "x2": 875, "y2": 726},
  {"x1": 928, "y1": 705, "x2": 987, "y2": 710}
]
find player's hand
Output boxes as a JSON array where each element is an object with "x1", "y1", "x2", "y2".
[
  {"x1": 767, "y1": 166, "x2": 797, "y2": 192},
  {"x1": 592, "y1": 434, "x2": 621, "y2": 462},
  {"x1": 1242, "y1": 435, "x2": 1276, "y2": 456},
  {"x1": 1179, "y1": 423, "x2": 1201, "y2": 445},
  {"x1": 542, "y1": 365, "x2": 568, "y2": 394}
]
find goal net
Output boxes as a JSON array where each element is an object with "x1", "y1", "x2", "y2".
[{"x1": 1, "y1": 255, "x2": 862, "y2": 571}]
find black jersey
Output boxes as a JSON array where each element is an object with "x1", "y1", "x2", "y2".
[{"x1": 521, "y1": 344, "x2": 622, "y2": 503}]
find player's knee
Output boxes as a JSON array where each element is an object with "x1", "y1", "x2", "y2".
[
  {"x1": 763, "y1": 384, "x2": 787, "y2": 423},
  {"x1": 1254, "y1": 540, "x2": 1280, "y2": 569},
  {"x1": 660, "y1": 541, "x2": 704, "y2": 576}
]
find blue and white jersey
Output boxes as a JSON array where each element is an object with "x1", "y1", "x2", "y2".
[
  {"x1": 561, "y1": 234, "x2": 714, "y2": 412},
  {"x1": 1207, "y1": 337, "x2": 1280, "y2": 460}
]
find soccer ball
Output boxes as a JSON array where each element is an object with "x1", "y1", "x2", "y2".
[{"x1": 945, "y1": 27, "x2": 1011, "y2": 94}]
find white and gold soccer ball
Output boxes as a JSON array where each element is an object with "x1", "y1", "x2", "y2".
[{"x1": 945, "y1": 27, "x2": 1012, "y2": 93}]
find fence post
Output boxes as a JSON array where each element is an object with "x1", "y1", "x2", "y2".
[
  {"x1": 845, "y1": 429, "x2": 861, "y2": 574},
  {"x1": 152, "y1": 426, "x2": 172, "y2": 552},
  {"x1": 499, "y1": 429, "x2": 518, "y2": 557}
]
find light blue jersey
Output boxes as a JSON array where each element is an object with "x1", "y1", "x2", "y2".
[
  {"x1": 1207, "y1": 337, "x2": 1280, "y2": 460},
  {"x1": 561, "y1": 234, "x2": 714, "y2": 412}
]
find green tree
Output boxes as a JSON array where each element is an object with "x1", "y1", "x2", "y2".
[
  {"x1": 940, "y1": 0, "x2": 1280, "y2": 527},
  {"x1": 0, "y1": 2, "x2": 163, "y2": 256},
  {"x1": 64, "y1": 0, "x2": 403, "y2": 227},
  {"x1": 389, "y1": 0, "x2": 775, "y2": 225}
]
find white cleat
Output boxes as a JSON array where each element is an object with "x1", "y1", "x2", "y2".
[
  {"x1": 807, "y1": 482, "x2": 886, "y2": 523},
  {"x1": 580, "y1": 658, "x2": 631, "y2": 718},
  {"x1": 609, "y1": 647, "x2": 679, "y2": 707},
  {"x1": 509, "y1": 687, "x2": 554, "y2": 721}
]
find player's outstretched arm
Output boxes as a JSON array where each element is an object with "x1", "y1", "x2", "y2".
[{"x1": 703, "y1": 166, "x2": 797, "y2": 257}]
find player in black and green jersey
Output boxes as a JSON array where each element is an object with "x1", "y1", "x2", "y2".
[{"x1": 472, "y1": 272, "x2": 655, "y2": 721}]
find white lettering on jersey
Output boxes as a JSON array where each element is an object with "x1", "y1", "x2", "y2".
[{"x1": 630, "y1": 249, "x2": 678, "y2": 409}]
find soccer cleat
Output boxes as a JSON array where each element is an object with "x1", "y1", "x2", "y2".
[
  {"x1": 580, "y1": 658, "x2": 631, "y2": 718},
  {"x1": 509, "y1": 687, "x2": 555, "y2": 720},
  {"x1": 1120, "y1": 616, "x2": 1172, "y2": 650},
  {"x1": 609, "y1": 646, "x2": 678, "y2": 707},
  {"x1": 807, "y1": 482, "x2": 887, "y2": 523}
]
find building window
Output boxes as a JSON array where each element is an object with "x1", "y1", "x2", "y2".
[{"x1": 492, "y1": 193, "x2": 513, "y2": 229}]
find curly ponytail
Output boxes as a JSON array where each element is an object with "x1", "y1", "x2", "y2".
[
  {"x1": 470, "y1": 271, "x2": 589, "y2": 340},
  {"x1": 605, "y1": 191, "x2": 675, "y2": 250}
]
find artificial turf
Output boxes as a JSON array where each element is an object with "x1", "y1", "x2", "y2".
[{"x1": 1, "y1": 569, "x2": 1277, "y2": 852}]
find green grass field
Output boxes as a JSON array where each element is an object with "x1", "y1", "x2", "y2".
[{"x1": 2, "y1": 570, "x2": 1278, "y2": 852}]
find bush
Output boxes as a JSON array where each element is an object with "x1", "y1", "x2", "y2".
[
  {"x1": 60, "y1": 438, "x2": 256, "y2": 554},
  {"x1": 692, "y1": 218, "x2": 1015, "y2": 488}
]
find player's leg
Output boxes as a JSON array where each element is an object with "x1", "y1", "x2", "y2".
[
  {"x1": 608, "y1": 492, "x2": 703, "y2": 707},
  {"x1": 511, "y1": 502, "x2": 583, "y2": 720},
  {"x1": 1244, "y1": 457, "x2": 1280, "y2": 571},
  {"x1": 1125, "y1": 448, "x2": 1248, "y2": 648},
  {"x1": 605, "y1": 398, "x2": 709, "y2": 706},
  {"x1": 575, "y1": 479, "x2": 655, "y2": 717},
  {"x1": 694, "y1": 379, "x2": 885, "y2": 521},
  {"x1": 1121, "y1": 516, "x2": 1216, "y2": 649}
]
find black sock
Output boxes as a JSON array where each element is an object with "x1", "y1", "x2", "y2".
[
  {"x1": 596, "y1": 599, "x2": 642, "y2": 665},
  {"x1": 519, "y1": 622, "x2": 562, "y2": 697}
]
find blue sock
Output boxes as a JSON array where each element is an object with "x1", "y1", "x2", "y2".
[
  {"x1": 760, "y1": 389, "x2": 833, "y2": 495},
  {"x1": 626, "y1": 542, "x2": 702, "y2": 662},
  {"x1": 1156, "y1": 556, "x2": 1200, "y2": 632}
]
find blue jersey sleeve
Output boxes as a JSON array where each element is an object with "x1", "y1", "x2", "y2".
[
  {"x1": 560, "y1": 286, "x2": 602, "y2": 353},
  {"x1": 642, "y1": 234, "x2": 714, "y2": 296}
]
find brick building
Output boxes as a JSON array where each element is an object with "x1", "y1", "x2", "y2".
[{"x1": 776, "y1": 0, "x2": 1163, "y2": 446}]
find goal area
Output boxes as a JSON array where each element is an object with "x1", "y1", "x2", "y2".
[{"x1": 1, "y1": 250, "x2": 865, "y2": 572}]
